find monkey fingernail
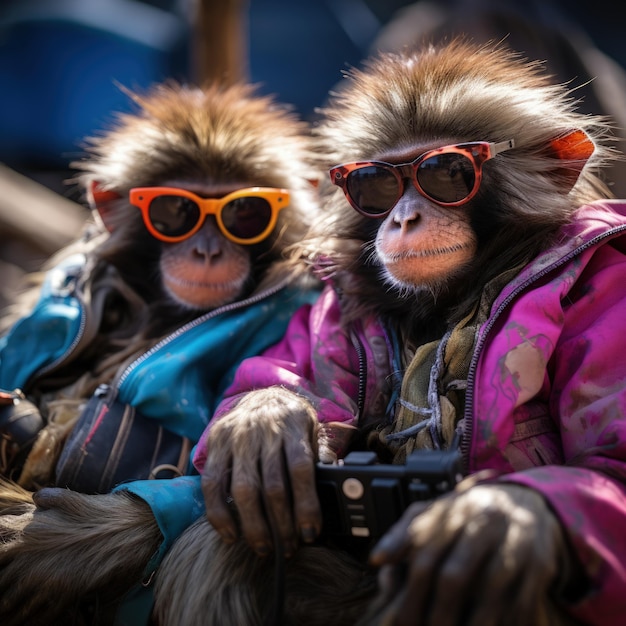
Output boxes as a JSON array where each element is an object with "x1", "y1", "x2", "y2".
[
  {"x1": 254, "y1": 543, "x2": 271, "y2": 557},
  {"x1": 220, "y1": 530, "x2": 236, "y2": 544},
  {"x1": 300, "y1": 525, "x2": 317, "y2": 543},
  {"x1": 369, "y1": 536, "x2": 396, "y2": 562}
]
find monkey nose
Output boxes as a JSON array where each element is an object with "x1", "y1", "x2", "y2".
[
  {"x1": 391, "y1": 202, "x2": 421, "y2": 230},
  {"x1": 391, "y1": 185, "x2": 423, "y2": 227},
  {"x1": 192, "y1": 243, "x2": 223, "y2": 264}
]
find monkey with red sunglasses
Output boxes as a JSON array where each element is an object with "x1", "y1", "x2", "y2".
[{"x1": 181, "y1": 40, "x2": 626, "y2": 626}]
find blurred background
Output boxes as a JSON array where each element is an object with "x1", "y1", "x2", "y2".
[{"x1": 0, "y1": 0, "x2": 625, "y2": 308}]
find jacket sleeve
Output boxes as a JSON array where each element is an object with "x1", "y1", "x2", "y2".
[
  {"x1": 476, "y1": 240, "x2": 626, "y2": 625},
  {"x1": 112, "y1": 475, "x2": 205, "y2": 575},
  {"x1": 193, "y1": 284, "x2": 372, "y2": 471}
]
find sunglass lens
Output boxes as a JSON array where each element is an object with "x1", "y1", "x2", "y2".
[
  {"x1": 222, "y1": 197, "x2": 272, "y2": 240},
  {"x1": 346, "y1": 166, "x2": 400, "y2": 215},
  {"x1": 148, "y1": 196, "x2": 200, "y2": 238},
  {"x1": 417, "y1": 153, "x2": 476, "y2": 203}
]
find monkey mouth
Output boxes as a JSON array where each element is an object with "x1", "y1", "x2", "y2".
[
  {"x1": 163, "y1": 274, "x2": 247, "y2": 310},
  {"x1": 377, "y1": 243, "x2": 469, "y2": 263},
  {"x1": 165, "y1": 275, "x2": 246, "y2": 291},
  {"x1": 377, "y1": 241, "x2": 475, "y2": 287}
]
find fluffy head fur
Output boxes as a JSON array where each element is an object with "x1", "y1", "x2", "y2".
[
  {"x1": 304, "y1": 39, "x2": 617, "y2": 323},
  {"x1": 317, "y1": 39, "x2": 614, "y2": 200},
  {"x1": 73, "y1": 81, "x2": 320, "y2": 256},
  {"x1": 57, "y1": 81, "x2": 322, "y2": 348}
]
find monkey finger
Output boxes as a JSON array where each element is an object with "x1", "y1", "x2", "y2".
[
  {"x1": 230, "y1": 453, "x2": 275, "y2": 555},
  {"x1": 505, "y1": 572, "x2": 556, "y2": 626},
  {"x1": 376, "y1": 497, "x2": 497, "y2": 625},
  {"x1": 369, "y1": 499, "x2": 433, "y2": 566},
  {"x1": 283, "y1": 429, "x2": 321, "y2": 543},
  {"x1": 463, "y1": 544, "x2": 544, "y2": 626},
  {"x1": 423, "y1": 531, "x2": 504, "y2": 626},
  {"x1": 425, "y1": 487, "x2": 553, "y2": 626},
  {"x1": 260, "y1": 445, "x2": 299, "y2": 556},
  {"x1": 32, "y1": 487, "x2": 76, "y2": 510},
  {"x1": 201, "y1": 467, "x2": 239, "y2": 544},
  {"x1": 375, "y1": 561, "x2": 412, "y2": 609},
  {"x1": 377, "y1": 544, "x2": 444, "y2": 626},
  {"x1": 236, "y1": 497, "x2": 275, "y2": 557},
  {"x1": 473, "y1": 542, "x2": 557, "y2": 626},
  {"x1": 466, "y1": 563, "x2": 523, "y2": 626}
]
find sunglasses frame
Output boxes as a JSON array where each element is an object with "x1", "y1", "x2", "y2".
[
  {"x1": 329, "y1": 139, "x2": 515, "y2": 217},
  {"x1": 129, "y1": 186, "x2": 290, "y2": 244}
]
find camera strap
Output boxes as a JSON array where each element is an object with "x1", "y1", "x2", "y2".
[{"x1": 263, "y1": 491, "x2": 286, "y2": 626}]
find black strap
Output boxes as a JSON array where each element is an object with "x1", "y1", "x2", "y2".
[{"x1": 263, "y1": 491, "x2": 286, "y2": 626}]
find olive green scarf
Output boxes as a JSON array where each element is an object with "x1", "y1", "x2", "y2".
[{"x1": 371, "y1": 267, "x2": 521, "y2": 464}]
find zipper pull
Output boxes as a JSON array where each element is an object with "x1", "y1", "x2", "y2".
[{"x1": 0, "y1": 389, "x2": 26, "y2": 405}]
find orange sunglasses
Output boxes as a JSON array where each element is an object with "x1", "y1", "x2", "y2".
[{"x1": 129, "y1": 186, "x2": 290, "y2": 244}]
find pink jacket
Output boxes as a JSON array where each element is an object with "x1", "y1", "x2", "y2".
[{"x1": 194, "y1": 200, "x2": 626, "y2": 624}]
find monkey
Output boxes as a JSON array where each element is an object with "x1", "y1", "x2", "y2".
[
  {"x1": 155, "y1": 39, "x2": 626, "y2": 626},
  {"x1": 0, "y1": 80, "x2": 320, "y2": 624},
  {"x1": 3, "y1": 39, "x2": 626, "y2": 626}
]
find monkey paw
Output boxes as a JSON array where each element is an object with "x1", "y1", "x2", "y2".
[
  {"x1": 202, "y1": 386, "x2": 323, "y2": 556},
  {"x1": 363, "y1": 483, "x2": 581, "y2": 626}
]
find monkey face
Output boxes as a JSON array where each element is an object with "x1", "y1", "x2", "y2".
[
  {"x1": 159, "y1": 221, "x2": 252, "y2": 310},
  {"x1": 93, "y1": 179, "x2": 288, "y2": 312},
  {"x1": 329, "y1": 140, "x2": 515, "y2": 291},
  {"x1": 374, "y1": 182, "x2": 477, "y2": 290},
  {"x1": 78, "y1": 82, "x2": 320, "y2": 321},
  {"x1": 154, "y1": 182, "x2": 272, "y2": 310}
]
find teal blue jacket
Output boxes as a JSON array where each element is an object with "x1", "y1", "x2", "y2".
[
  {"x1": 0, "y1": 254, "x2": 317, "y2": 438},
  {"x1": 0, "y1": 252, "x2": 318, "y2": 568}
]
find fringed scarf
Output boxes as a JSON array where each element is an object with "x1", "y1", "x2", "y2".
[{"x1": 369, "y1": 267, "x2": 521, "y2": 464}]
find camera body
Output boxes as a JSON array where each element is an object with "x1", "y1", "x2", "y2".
[{"x1": 316, "y1": 449, "x2": 463, "y2": 539}]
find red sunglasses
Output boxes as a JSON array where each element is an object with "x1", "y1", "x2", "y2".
[
  {"x1": 129, "y1": 186, "x2": 290, "y2": 244},
  {"x1": 329, "y1": 140, "x2": 515, "y2": 217}
]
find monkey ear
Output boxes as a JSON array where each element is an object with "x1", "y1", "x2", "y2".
[
  {"x1": 88, "y1": 181, "x2": 122, "y2": 233},
  {"x1": 547, "y1": 129, "x2": 595, "y2": 190}
]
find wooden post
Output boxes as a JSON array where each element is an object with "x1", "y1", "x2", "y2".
[{"x1": 192, "y1": 0, "x2": 250, "y2": 86}]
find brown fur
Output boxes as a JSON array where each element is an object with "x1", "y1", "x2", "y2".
[
  {"x1": 0, "y1": 486, "x2": 160, "y2": 626},
  {"x1": 159, "y1": 40, "x2": 613, "y2": 625},
  {"x1": 75, "y1": 81, "x2": 320, "y2": 269},
  {"x1": 154, "y1": 517, "x2": 377, "y2": 626},
  {"x1": 0, "y1": 81, "x2": 319, "y2": 490},
  {"x1": 302, "y1": 39, "x2": 616, "y2": 327},
  {"x1": 373, "y1": 0, "x2": 626, "y2": 199}
]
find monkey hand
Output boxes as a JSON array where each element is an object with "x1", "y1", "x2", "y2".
[
  {"x1": 0, "y1": 487, "x2": 161, "y2": 626},
  {"x1": 201, "y1": 386, "x2": 323, "y2": 559},
  {"x1": 363, "y1": 483, "x2": 578, "y2": 626}
]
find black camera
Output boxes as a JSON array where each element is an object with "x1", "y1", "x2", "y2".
[{"x1": 316, "y1": 449, "x2": 464, "y2": 540}]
